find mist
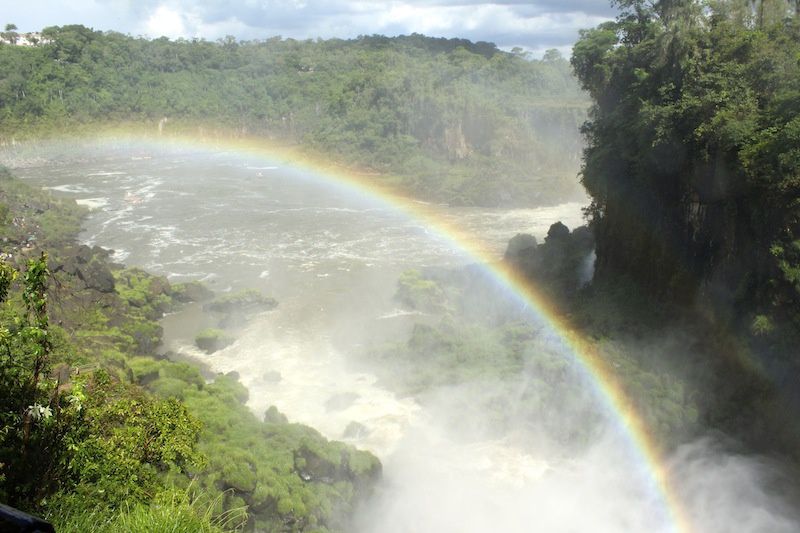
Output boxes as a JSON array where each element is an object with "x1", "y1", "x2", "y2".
[
  {"x1": 343, "y1": 296, "x2": 800, "y2": 533},
  {"x1": 357, "y1": 425, "x2": 800, "y2": 533}
]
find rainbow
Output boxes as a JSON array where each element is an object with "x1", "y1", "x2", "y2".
[{"x1": 38, "y1": 131, "x2": 693, "y2": 532}]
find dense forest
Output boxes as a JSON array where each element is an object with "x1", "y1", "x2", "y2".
[
  {"x1": 0, "y1": 28, "x2": 587, "y2": 206},
  {"x1": 569, "y1": 0, "x2": 800, "y2": 454}
]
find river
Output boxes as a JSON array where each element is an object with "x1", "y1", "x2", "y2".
[{"x1": 5, "y1": 140, "x2": 797, "y2": 533}]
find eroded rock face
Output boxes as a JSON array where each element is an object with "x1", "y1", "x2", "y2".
[
  {"x1": 52, "y1": 245, "x2": 116, "y2": 293},
  {"x1": 171, "y1": 280, "x2": 214, "y2": 303},
  {"x1": 80, "y1": 260, "x2": 115, "y2": 293},
  {"x1": 504, "y1": 222, "x2": 595, "y2": 295},
  {"x1": 504, "y1": 233, "x2": 538, "y2": 261}
]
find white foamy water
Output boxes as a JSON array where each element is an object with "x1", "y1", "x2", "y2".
[
  {"x1": 46, "y1": 183, "x2": 93, "y2": 193},
  {"x1": 10, "y1": 141, "x2": 583, "y2": 468},
  {"x1": 75, "y1": 197, "x2": 109, "y2": 210},
  {"x1": 199, "y1": 326, "x2": 421, "y2": 457}
]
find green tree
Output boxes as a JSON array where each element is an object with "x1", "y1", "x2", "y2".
[
  {"x1": 0, "y1": 254, "x2": 69, "y2": 506},
  {"x1": 2, "y1": 24, "x2": 18, "y2": 45}
]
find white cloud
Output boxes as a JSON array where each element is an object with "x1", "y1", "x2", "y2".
[
  {"x1": 6, "y1": 1, "x2": 617, "y2": 53},
  {"x1": 144, "y1": 5, "x2": 189, "y2": 38}
]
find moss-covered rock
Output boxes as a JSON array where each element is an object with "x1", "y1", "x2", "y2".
[
  {"x1": 204, "y1": 289, "x2": 277, "y2": 314},
  {"x1": 171, "y1": 280, "x2": 214, "y2": 303},
  {"x1": 395, "y1": 269, "x2": 446, "y2": 312},
  {"x1": 194, "y1": 328, "x2": 235, "y2": 354}
]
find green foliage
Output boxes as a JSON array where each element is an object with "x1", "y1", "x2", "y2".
[
  {"x1": 204, "y1": 289, "x2": 277, "y2": 314},
  {"x1": 751, "y1": 314, "x2": 775, "y2": 336},
  {"x1": 571, "y1": 1, "x2": 800, "y2": 454},
  {"x1": 0, "y1": 253, "x2": 70, "y2": 507},
  {"x1": 572, "y1": 1, "x2": 800, "y2": 318},
  {"x1": 373, "y1": 264, "x2": 702, "y2": 451},
  {"x1": 139, "y1": 366, "x2": 380, "y2": 532},
  {"x1": 395, "y1": 269, "x2": 446, "y2": 312},
  {"x1": 50, "y1": 487, "x2": 236, "y2": 533},
  {"x1": 114, "y1": 268, "x2": 173, "y2": 320},
  {"x1": 195, "y1": 328, "x2": 234, "y2": 354},
  {"x1": 58, "y1": 374, "x2": 203, "y2": 509},
  {"x1": 171, "y1": 280, "x2": 214, "y2": 303},
  {"x1": 0, "y1": 166, "x2": 85, "y2": 248},
  {"x1": 0, "y1": 31, "x2": 588, "y2": 205}
]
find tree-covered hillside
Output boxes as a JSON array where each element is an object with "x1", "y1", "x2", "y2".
[
  {"x1": 0, "y1": 27, "x2": 588, "y2": 206},
  {"x1": 571, "y1": 0, "x2": 800, "y2": 452},
  {"x1": 573, "y1": 0, "x2": 799, "y2": 322}
]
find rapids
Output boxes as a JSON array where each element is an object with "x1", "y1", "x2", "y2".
[{"x1": 8, "y1": 142, "x2": 797, "y2": 533}]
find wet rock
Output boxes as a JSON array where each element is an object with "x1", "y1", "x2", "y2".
[
  {"x1": 325, "y1": 392, "x2": 359, "y2": 412},
  {"x1": 204, "y1": 289, "x2": 278, "y2": 314},
  {"x1": 75, "y1": 244, "x2": 93, "y2": 264},
  {"x1": 545, "y1": 221, "x2": 571, "y2": 243},
  {"x1": 343, "y1": 421, "x2": 370, "y2": 440},
  {"x1": 171, "y1": 280, "x2": 214, "y2": 303},
  {"x1": 148, "y1": 275, "x2": 170, "y2": 298},
  {"x1": 504, "y1": 233, "x2": 538, "y2": 261},
  {"x1": 264, "y1": 405, "x2": 289, "y2": 424},
  {"x1": 73, "y1": 258, "x2": 115, "y2": 293},
  {"x1": 293, "y1": 444, "x2": 339, "y2": 483},
  {"x1": 195, "y1": 328, "x2": 234, "y2": 353},
  {"x1": 53, "y1": 246, "x2": 116, "y2": 293}
]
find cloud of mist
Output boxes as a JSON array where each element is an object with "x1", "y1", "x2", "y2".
[
  {"x1": 346, "y1": 267, "x2": 800, "y2": 533},
  {"x1": 353, "y1": 382, "x2": 800, "y2": 533}
]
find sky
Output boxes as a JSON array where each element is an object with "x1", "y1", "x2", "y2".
[{"x1": 2, "y1": 1, "x2": 618, "y2": 58}]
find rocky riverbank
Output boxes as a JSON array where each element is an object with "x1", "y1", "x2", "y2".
[{"x1": 0, "y1": 166, "x2": 380, "y2": 531}]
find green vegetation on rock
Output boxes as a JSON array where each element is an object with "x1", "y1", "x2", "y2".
[
  {"x1": 370, "y1": 260, "x2": 700, "y2": 452},
  {"x1": 204, "y1": 289, "x2": 278, "y2": 314},
  {"x1": 195, "y1": 328, "x2": 235, "y2": 354}
]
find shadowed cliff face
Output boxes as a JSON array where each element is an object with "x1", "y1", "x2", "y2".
[{"x1": 573, "y1": 6, "x2": 800, "y2": 326}]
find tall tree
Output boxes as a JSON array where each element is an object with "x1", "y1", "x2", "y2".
[{"x1": 2, "y1": 23, "x2": 18, "y2": 45}]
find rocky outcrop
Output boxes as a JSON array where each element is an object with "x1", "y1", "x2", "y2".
[
  {"x1": 51, "y1": 245, "x2": 116, "y2": 293},
  {"x1": 504, "y1": 222, "x2": 594, "y2": 295},
  {"x1": 171, "y1": 280, "x2": 214, "y2": 303}
]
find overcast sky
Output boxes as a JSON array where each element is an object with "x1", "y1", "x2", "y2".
[{"x1": 2, "y1": 1, "x2": 618, "y2": 58}]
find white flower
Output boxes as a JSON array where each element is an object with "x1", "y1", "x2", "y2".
[{"x1": 27, "y1": 403, "x2": 53, "y2": 421}]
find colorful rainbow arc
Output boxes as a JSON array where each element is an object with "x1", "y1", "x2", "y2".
[{"x1": 84, "y1": 131, "x2": 692, "y2": 533}]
